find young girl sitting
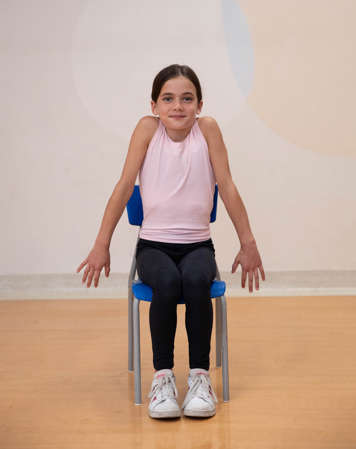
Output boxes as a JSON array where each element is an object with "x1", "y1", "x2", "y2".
[{"x1": 77, "y1": 64, "x2": 265, "y2": 419}]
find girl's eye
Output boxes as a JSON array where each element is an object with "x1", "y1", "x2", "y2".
[{"x1": 162, "y1": 97, "x2": 193, "y2": 102}]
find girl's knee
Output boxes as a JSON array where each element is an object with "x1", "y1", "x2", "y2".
[
  {"x1": 154, "y1": 271, "x2": 181, "y2": 300},
  {"x1": 182, "y1": 270, "x2": 211, "y2": 293}
]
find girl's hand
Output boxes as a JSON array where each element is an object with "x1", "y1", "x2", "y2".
[
  {"x1": 231, "y1": 241, "x2": 265, "y2": 293},
  {"x1": 76, "y1": 244, "x2": 111, "y2": 288}
]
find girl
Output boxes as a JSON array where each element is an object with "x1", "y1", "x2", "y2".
[{"x1": 77, "y1": 64, "x2": 265, "y2": 419}]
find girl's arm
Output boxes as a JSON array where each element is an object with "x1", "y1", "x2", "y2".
[
  {"x1": 77, "y1": 115, "x2": 156, "y2": 288},
  {"x1": 93, "y1": 116, "x2": 156, "y2": 249},
  {"x1": 200, "y1": 116, "x2": 265, "y2": 292}
]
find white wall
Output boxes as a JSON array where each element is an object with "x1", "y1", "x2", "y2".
[{"x1": 1, "y1": 0, "x2": 355, "y2": 275}]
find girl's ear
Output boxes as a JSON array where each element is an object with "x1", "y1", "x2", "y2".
[
  {"x1": 197, "y1": 100, "x2": 203, "y2": 115},
  {"x1": 151, "y1": 100, "x2": 158, "y2": 116}
]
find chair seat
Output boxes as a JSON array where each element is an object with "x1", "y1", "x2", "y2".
[{"x1": 132, "y1": 280, "x2": 226, "y2": 304}]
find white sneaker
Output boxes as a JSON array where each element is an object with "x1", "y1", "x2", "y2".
[
  {"x1": 181, "y1": 368, "x2": 218, "y2": 417},
  {"x1": 148, "y1": 369, "x2": 181, "y2": 419}
]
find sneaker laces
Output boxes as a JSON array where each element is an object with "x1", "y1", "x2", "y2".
[
  {"x1": 182, "y1": 373, "x2": 218, "y2": 409},
  {"x1": 148, "y1": 373, "x2": 178, "y2": 404}
]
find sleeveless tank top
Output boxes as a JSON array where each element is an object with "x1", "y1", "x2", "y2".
[{"x1": 138, "y1": 117, "x2": 216, "y2": 243}]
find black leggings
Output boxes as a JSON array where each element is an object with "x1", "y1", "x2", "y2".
[{"x1": 135, "y1": 238, "x2": 217, "y2": 371}]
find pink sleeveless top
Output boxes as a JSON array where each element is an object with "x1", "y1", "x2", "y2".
[{"x1": 138, "y1": 117, "x2": 216, "y2": 243}]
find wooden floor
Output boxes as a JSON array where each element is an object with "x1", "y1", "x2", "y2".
[{"x1": 1, "y1": 296, "x2": 356, "y2": 449}]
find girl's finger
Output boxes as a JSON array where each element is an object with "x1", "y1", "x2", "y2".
[
  {"x1": 94, "y1": 269, "x2": 101, "y2": 288},
  {"x1": 82, "y1": 266, "x2": 90, "y2": 283},
  {"x1": 241, "y1": 269, "x2": 247, "y2": 288},
  {"x1": 254, "y1": 268, "x2": 259, "y2": 290},
  {"x1": 86, "y1": 270, "x2": 94, "y2": 288},
  {"x1": 76, "y1": 260, "x2": 87, "y2": 273},
  {"x1": 248, "y1": 270, "x2": 253, "y2": 292},
  {"x1": 232, "y1": 256, "x2": 240, "y2": 273},
  {"x1": 259, "y1": 265, "x2": 266, "y2": 281}
]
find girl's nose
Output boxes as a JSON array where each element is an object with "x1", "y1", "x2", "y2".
[{"x1": 173, "y1": 101, "x2": 183, "y2": 109}]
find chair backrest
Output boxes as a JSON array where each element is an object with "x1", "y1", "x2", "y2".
[{"x1": 126, "y1": 184, "x2": 219, "y2": 226}]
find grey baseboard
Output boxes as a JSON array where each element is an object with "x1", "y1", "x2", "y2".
[{"x1": 0, "y1": 271, "x2": 355, "y2": 300}]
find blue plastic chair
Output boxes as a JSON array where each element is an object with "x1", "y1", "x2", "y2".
[{"x1": 127, "y1": 185, "x2": 229, "y2": 404}]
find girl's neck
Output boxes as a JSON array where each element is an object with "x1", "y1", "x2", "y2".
[{"x1": 161, "y1": 117, "x2": 197, "y2": 143}]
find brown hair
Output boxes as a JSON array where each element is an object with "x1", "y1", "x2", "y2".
[{"x1": 151, "y1": 64, "x2": 202, "y2": 103}]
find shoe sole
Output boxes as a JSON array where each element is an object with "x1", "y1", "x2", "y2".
[
  {"x1": 183, "y1": 409, "x2": 216, "y2": 418},
  {"x1": 149, "y1": 410, "x2": 181, "y2": 419}
]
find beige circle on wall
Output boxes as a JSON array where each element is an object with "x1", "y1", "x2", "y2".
[
  {"x1": 238, "y1": 0, "x2": 356, "y2": 158},
  {"x1": 71, "y1": 0, "x2": 244, "y2": 141}
]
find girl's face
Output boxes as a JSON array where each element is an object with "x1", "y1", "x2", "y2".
[{"x1": 151, "y1": 76, "x2": 203, "y2": 129}]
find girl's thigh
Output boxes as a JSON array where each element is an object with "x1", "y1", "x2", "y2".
[
  {"x1": 178, "y1": 247, "x2": 217, "y2": 282},
  {"x1": 136, "y1": 247, "x2": 181, "y2": 289}
]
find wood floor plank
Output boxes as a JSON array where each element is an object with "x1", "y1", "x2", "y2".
[{"x1": 0, "y1": 296, "x2": 355, "y2": 449}]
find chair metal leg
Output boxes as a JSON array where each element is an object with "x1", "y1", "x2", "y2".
[
  {"x1": 133, "y1": 296, "x2": 142, "y2": 405},
  {"x1": 215, "y1": 297, "x2": 222, "y2": 367},
  {"x1": 221, "y1": 294, "x2": 230, "y2": 402},
  {"x1": 128, "y1": 250, "x2": 137, "y2": 372},
  {"x1": 128, "y1": 288, "x2": 134, "y2": 372}
]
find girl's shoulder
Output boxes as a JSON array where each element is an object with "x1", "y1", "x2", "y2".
[
  {"x1": 197, "y1": 116, "x2": 219, "y2": 142},
  {"x1": 137, "y1": 115, "x2": 160, "y2": 146},
  {"x1": 139, "y1": 114, "x2": 159, "y2": 129}
]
